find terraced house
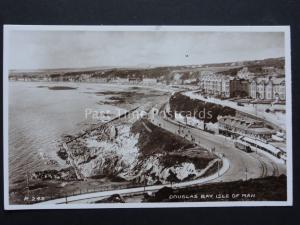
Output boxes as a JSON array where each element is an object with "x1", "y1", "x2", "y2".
[
  {"x1": 198, "y1": 73, "x2": 230, "y2": 98},
  {"x1": 250, "y1": 77, "x2": 285, "y2": 101},
  {"x1": 229, "y1": 78, "x2": 250, "y2": 98}
]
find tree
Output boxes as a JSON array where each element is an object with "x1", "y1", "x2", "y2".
[{"x1": 167, "y1": 170, "x2": 179, "y2": 187}]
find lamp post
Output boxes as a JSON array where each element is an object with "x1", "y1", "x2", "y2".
[
  {"x1": 217, "y1": 160, "x2": 220, "y2": 177},
  {"x1": 26, "y1": 171, "x2": 30, "y2": 203},
  {"x1": 143, "y1": 172, "x2": 147, "y2": 193}
]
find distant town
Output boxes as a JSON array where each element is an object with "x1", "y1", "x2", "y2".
[{"x1": 9, "y1": 57, "x2": 285, "y2": 102}]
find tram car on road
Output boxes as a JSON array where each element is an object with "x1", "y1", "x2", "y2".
[
  {"x1": 240, "y1": 136, "x2": 283, "y2": 159},
  {"x1": 234, "y1": 139, "x2": 252, "y2": 153}
]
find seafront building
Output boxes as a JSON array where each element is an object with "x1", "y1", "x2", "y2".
[
  {"x1": 198, "y1": 73, "x2": 231, "y2": 98},
  {"x1": 249, "y1": 77, "x2": 285, "y2": 101},
  {"x1": 198, "y1": 67, "x2": 286, "y2": 101},
  {"x1": 229, "y1": 78, "x2": 250, "y2": 98},
  {"x1": 198, "y1": 73, "x2": 252, "y2": 98},
  {"x1": 236, "y1": 67, "x2": 255, "y2": 80},
  {"x1": 218, "y1": 115, "x2": 275, "y2": 141}
]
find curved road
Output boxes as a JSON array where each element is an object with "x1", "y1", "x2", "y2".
[
  {"x1": 36, "y1": 103, "x2": 286, "y2": 205},
  {"x1": 148, "y1": 108, "x2": 286, "y2": 183},
  {"x1": 36, "y1": 154, "x2": 230, "y2": 205}
]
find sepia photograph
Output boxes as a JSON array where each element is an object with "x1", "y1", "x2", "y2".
[{"x1": 3, "y1": 25, "x2": 292, "y2": 209}]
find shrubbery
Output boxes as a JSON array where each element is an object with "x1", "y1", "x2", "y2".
[{"x1": 169, "y1": 93, "x2": 236, "y2": 123}]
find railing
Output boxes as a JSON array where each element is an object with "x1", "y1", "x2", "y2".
[{"x1": 15, "y1": 182, "x2": 146, "y2": 204}]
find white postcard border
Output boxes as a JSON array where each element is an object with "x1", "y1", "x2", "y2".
[{"x1": 3, "y1": 25, "x2": 293, "y2": 210}]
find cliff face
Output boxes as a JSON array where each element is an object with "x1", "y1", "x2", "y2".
[
  {"x1": 57, "y1": 123, "x2": 140, "y2": 179},
  {"x1": 52, "y1": 117, "x2": 217, "y2": 185}
]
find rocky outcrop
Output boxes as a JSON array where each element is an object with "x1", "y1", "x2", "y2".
[{"x1": 51, "y1": 117, "x2": 217, "y2": 185}]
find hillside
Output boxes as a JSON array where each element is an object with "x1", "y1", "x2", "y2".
[
  {"x1": 9, "y1": 57, "x2": 285, "y2": 82},
  {"x1": 169, "y1": 92, "x2": 236, "y2": 123}
]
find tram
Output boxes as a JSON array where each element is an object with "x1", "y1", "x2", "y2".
[
  {"x1": 240, "y1": 136, "x2": 283, "y2": 159},
  {"x1": 234, "y1": 139, "x2": 252, "y2": 153}
]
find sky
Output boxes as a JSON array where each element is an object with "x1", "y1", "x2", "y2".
[{"x1": 8, "y1": 30, "x2": 285, "y2": 70}]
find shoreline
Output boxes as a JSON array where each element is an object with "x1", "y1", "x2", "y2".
[
  {"x1": 10, "y1": 83, "x2": 211, "y2": 204},
  {"x1": 10, "y1": 115, "x2": 222, "y2": 205}
]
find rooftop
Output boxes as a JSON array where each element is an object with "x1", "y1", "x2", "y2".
[
  {"x1": 248, "y1": 127, "x2": 276, "y2": 134},
  {"x1": 219, "y1": 116, "x2": 268, "y2": 130}
]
